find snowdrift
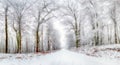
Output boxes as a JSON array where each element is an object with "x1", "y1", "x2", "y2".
[{"x1": 72, "y1": 44, "x2": 120, "y2": 59}]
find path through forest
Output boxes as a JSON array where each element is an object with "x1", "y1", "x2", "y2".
[
  {"x1": 0, "y1": 49, "x2": 119, "y2": 65},
  {"x1": 38, "y1": 49, "x2": 120, "y2": 65}
]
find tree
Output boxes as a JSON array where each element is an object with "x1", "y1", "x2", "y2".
[
  {"x1": 8, "y1": 0, "x2": 34, "y2": 53},
  {"x1": 62, "y1": 0, "x2": 81, "y2": 48},
  {"x1": 4, "y1": 2, "x2": 9, "y2": 53},
  {"x1": 3, "y1": 0, "x2": 9, "y2": 53},
  {"x1": 110, "y1": 0, "x2": 119, "y2": 44},
  {"x1": 87, "y1": 0, "x2": 102, "y2": 46},
  {"x1": 46, "y1": 23, "x2": 54, "y2": 51},
  {"x1": 31, "y1": 0, "x2": 58, "y2": 52},
  {"x1": 0, "y1": 0, "x2": 10, "y2": 53}
]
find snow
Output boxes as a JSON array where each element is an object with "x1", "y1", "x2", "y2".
[
  {"x1": 97, "y1": 44, "x2": 120, "y2": 49},
  {"x1": 0, "y1": 49, "x2": 120, "y2": 65},
  {"x1": 71, "y1": 44, "x2": 120, "y2": 59}
]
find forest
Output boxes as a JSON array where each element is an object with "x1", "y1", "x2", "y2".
[
  {"x1": 0, "y1": 0, "x2": 120, "y2": 65},
  {"x1": 0, "y1": 0, "x2": 120, "y2": 53}
]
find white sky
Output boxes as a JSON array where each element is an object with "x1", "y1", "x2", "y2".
[{"x1": 53, "y1": 18, "x2": 67, "y2": 49}]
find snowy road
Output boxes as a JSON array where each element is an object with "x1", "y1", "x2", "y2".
[{"x1": 0, "y1": 49, "x2": 120, "y2": 65}]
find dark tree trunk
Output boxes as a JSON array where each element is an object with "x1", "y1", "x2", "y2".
[
  {"x1": 41, "y1": 26, "x2": 44, "y2": 51},
  {"x1": 5, "y1": 6, "x2": 8, "y2": 53},
  {"x1": 47, "y1": 39, "x2": 50, "y2": 51},
  {"x1": 95, "y1": 23, "x2": 99, "y2": 46},
  {"x1": 36, "y1": 29, "x2": 40, "y2": 52},
  {"x1": 74, "y1": 16, "x2": 80, "y2": 48}
]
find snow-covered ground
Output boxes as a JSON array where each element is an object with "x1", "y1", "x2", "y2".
[
  {"x1": 72, "y1": 44, "x2": 120, "y2": 59},
  {"x1": 0, "y1": 44, "x2": 120, "y2": 65}
]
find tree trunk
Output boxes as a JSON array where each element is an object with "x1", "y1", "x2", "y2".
[
  {"x1": 114, "y1": 24, "x2": 118, "y2": 44},
  {"x1": 36, "y1": 29, "x2": 40, "y2": 52},
  {"x1": 16, "y1": 32, "x2": 22, "y2": 53},
  {"x1": 74, "y1": 16, "x2": 80, "y2": 48},
  {"x1": 26, "y1": 38, "x2": 28, "y2": 52},
  {"x1": 94, "y1": 22, "x2": 99, "y2": 46},
  {"x1": 41, "y1": 26, "x2": 44, "y2": 51},
  {"x1": 19, "y1": 29, "x2": 22, "y2": 53},
  {"x1": 5, "y1": 7, "x2": 8, "y2": 53},
  {"x1": 47, "y1": 39, "x2": 50, "y2": 51},
  {"x1": 17, "y1": 20, "x2": 22, "y2": 53}
]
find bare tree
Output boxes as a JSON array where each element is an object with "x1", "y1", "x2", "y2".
[
  {"x1": 4, "y1": 1, "x2": 9, "y2": 53},
  {"x1": 88, "y1": 0, "x2": 102, "y2": 46},
  {"x1": 31, "y1": 0, "x2": 58, "y2": 52},
  {"x1": 62, "y1": 0, "x2": 81, "y2": 48},
  {"x1": 0, "y1": 0, "x2": 10, "y2": 53},
  {"x1": 46, "y1": 23, "x2": 54, "y2": 51},
  {"x1": 110, "y1": 0, "x2": 119, "y2": 44},
  {"x1": 4, "y1": 2, "x2": 9, "y2": 53},
  {"x1": 8, "y1": 0, "x2": 34, "y2": 53}
]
